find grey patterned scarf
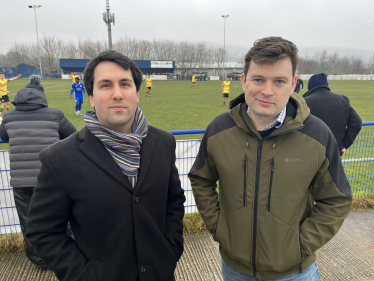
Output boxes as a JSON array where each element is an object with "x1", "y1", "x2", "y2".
[{"x1": 84, "y1": 107, "x2": 148, "y2": 188}]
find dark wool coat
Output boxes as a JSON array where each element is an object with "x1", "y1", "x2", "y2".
[
  {"x1": 303, "y1": 85, "x2": 362, "y2": 151},
  {"x1": 26, "y1": 126, "x2": 185, "y2": 281}
]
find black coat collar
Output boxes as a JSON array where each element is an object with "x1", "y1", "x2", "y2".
[{"x1": 78, "y1": 126, "x2": 155, "y2": 194}]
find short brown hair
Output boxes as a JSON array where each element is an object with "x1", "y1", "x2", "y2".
[{"x1": 243, "y1": 37, "x2": 298, "y2": 79}]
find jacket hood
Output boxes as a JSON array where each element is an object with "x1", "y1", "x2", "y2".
[
  {"x1": 302, "y1": 85, "x2": 331, "y2": 98},
  {"x1": 228, "y1": 93, "x2": 310, "y2": 137},
  {"x1": 12, "y1": 88, "x2": 48, "y2": 107}
]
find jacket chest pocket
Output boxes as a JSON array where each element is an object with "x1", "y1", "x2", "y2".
[
  {"x1": 265, "y1": 158, "x2": 311, "y2": 225},
  {"x1": 217, "y1": 154, "x2": 251, "y2": 214}
]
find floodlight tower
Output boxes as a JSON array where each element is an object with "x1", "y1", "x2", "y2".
[
  {"x1": 103, "y1": 0, "x2": 115, "y2": 50},
  {"x1": 28, "y1": 5, "x2": 43, "y2": 75},
  {"x1": 222, "y1": 15, "x2": 229, "y2": 80}
]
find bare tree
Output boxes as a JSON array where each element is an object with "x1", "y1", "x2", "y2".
[
  {"x1": 214, "y1": 47, "x2": 229, "y2": 67},
  {"x1": 315, "y1": 50, "x2": 330, "y2": 72},
  {"x1": 40, "y1": 35, "x2": 63, "y2": 72}
]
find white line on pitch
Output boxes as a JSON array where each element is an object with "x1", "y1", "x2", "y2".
[
  {"x1": 44, "y1": 85, "x2": 66, "y2": 89},
  {"x1": 342, "y1": 157, "x2": 374, "y2": 163}
]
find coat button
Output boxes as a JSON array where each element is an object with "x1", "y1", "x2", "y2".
[
  {"x1": 140, "y1": 266, "x2": 146, "y2": 273},
  {"x1": 134, "y1": 197, "x2": 139, "y2": 203}
]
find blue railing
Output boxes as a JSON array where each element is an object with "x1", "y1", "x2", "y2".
[{"x1": 1, "y1": 123, "x2": 373, "y2": 235}]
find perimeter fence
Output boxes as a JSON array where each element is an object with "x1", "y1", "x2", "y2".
[{"x1": 1, "y1": 123, "x2": 374, "y2": 235}]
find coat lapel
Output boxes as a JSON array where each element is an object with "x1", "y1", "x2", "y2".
[
  {"x1": 135, "y1": 129, "x2": 155, "y2": 192},
  {"x1": 79, "y1": 127, "x2": 134, "y2": 194}
]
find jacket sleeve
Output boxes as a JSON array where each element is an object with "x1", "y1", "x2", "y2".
[
  {"x1": 0, "y1": 120, "x2": 9, "y2": 143},
  {"x1": 57, "y1": 111, "x2": 77, "y2": 140},
  {"x1": 300, "y1": 130, "x2": 352, "y2": 257},
  {"x1": 164, "y1": 137, "x2": 186, "y2": 262},
  {"x1": 25, "y1": 150, "x2": 92, "y2": 281},
  {"x1": 343, "y1": 104, "x2": 362, "y2": 149},
  {"x1": 188, "y1": 127, "x2": 220, "y2": 235}
]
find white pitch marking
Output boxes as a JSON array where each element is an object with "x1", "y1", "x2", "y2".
[{"x1": 342, "y1": 157, "x2": 374, "y2": 163}]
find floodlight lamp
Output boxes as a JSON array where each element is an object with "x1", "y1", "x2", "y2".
[{"x1": 29, "y1": 5, "x2": 32, "y2": 8}]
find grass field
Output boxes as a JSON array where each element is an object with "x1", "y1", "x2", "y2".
[
  {"x1": 2, "y1": 78, "x2": 372, "y2": 197},
  {"x1": 1, "y1": 78, "x2": 373, "y2": 139}
]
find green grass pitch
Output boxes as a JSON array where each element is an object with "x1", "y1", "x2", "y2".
[{"x1": 0, "y1": 78, "x2": 373, "y2": 196}]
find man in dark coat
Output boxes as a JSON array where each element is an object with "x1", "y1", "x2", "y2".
[
  {"x1": 0, "y1": 88, "x2": 76, "y2": 270},
  {"x1": 294, "y1": 74, "x2": 304, "y2": 93},
  {"x1": 26, "y1": 50, "x2": 185, "y2": 281},
  {"x1": 303, "y1": 73, "x2": 362, "y2": 155}
]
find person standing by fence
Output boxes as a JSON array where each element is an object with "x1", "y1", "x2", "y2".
[
  {"x1": 294, "y1": 74, "x2": 304, "y2": 93},
  {"x1": 303, "y1": 73, "x2": 362, "y2": 155},
  {"x1": 0, "y1": 86, "x2": 76, "y2": 271},
  {"x1": 189, "y1": 36, "x2": 352, "y2": 280},
  {"x1": 25, "y1": 50, "x2": 185, "y2": 281}
]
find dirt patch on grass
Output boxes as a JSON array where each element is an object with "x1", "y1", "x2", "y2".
[
  {"x1": 351, "y1": 195, "x2": 374, "y2": 210},
  {"x1": 0, "y1": 233, "x2": 25, "y2": 253}
]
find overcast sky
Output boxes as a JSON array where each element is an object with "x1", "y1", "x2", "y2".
[{"x1": 3, "y1": 0, "x2": 374, "y2": 60}]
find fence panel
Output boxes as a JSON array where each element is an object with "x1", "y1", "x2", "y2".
[{"x1": 1, "y1": 127, "x2": 373, "y2": 234}]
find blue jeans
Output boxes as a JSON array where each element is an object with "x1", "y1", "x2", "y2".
[{"x1": 222, "y1": 259, "x2": 321, "y2": 281}]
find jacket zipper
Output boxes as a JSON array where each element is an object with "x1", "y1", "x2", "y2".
[
  {"x1": 299, "y1": 222, "x2": 303, "y2": 273},
  {"x1": 239, "y1": 110, "x2": 302, "y2": 278},
  {"x1": 242, "y1": 155, "x2": 247, "y2": 207},
  {"x1": 239, "y1": 110, "x2": 261, "y2": 278},
  {"x1": 252, "y1": 140, "x2": 262, "y2": 278},
  {"x1": 267, "y1": 158, "x2": 274, "y2": 212}
]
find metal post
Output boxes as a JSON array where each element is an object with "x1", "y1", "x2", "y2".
[
  {"x1": 103, "y1": 0, "x2": 115, "y2": 50},
  {"x1": 29, "y1": 5, "x2": 42, "y2": 75},
  {"x1": 371, "y1": 52, "x2": 374, "y2": 81},
  {"x1": 107, "y1": 1, "x2": 112, "y2": 49},
  {"x1": 222, "y1": 15, "x2": 229, "y2": 80}
]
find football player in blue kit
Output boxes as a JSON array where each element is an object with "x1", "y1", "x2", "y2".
[{"x1": 70, "y1": 77, "x2": 86, "y2": 116}]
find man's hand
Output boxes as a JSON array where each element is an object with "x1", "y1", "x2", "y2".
[
  {"x1": 17, "y1": 74, "x2": 22, "y2": 78},
  {"x1": 70, "y1": 95, "x2": 72, "y2": 99},
  {"x1": 6, "y1": 91, "x2": 10, "y2": 94},
  {"x1": 341, "y1": 148, "x2": 347, "y2": 153}
]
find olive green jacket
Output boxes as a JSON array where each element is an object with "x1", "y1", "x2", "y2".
[{"x1": 188, "y1": 93, "x2": 352, "y2": 280}]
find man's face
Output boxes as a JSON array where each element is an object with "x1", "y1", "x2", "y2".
[
  {"x1": 0, "y1": 74, "x2": 4, "y2": 80},
  {"x1": 226, "y1": 78, "x2": 229, "y2": 82},
  {"x1": 241, "y1": 57, "x2": 296, "y2": 124},
  {"x1": 89, "y1": 61, "x2": 139, "y2": 133},
  {"x1": 148, "y1": 75, "x2": 150, "y2": 78},
  {"x1": 75, "y1": 78, "x2": 79, "y2": 83}
]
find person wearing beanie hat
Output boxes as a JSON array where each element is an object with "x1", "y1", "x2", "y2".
[
  {"x1": 25, "y1": 74, "x2": 45, "y2": 95},
  {"x1": 307, "y1": 72, "x2": 329, "y2": 91},
  {"x1": 303, "y1": 73, "x2": 362, "y2": 155}
]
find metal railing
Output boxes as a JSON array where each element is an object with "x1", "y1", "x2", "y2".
[{"x1": 1, "y1": 123, "x2": 373, "y2": 234}]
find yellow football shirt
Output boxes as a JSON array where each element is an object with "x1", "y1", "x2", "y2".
[
  {"x1": 222, "y1": 81, "x2": 230, "y2": 93},
  {"x1": 0, "y1": 79, "x2": 9, "y2": 97},
  {"x1": 146, "y1": 78, "x2": 152, "y2": 87},
  {"x1": 192, "y1": 76, "x2": 195, "y2": 82},
  {"x1": 71, "y1": 75, "x2": 79, "y2": 83}
]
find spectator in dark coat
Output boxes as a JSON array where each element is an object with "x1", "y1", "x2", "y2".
[
  {"x1": 25, "y1": 75, "x2": 45, "y2": 95},
  {"x1": 25, "y1": 50, "x2": 185, "y2": 281},
  {"x1": 303, "y1": 73, "x2": 362, "y2": 154},
  {"x1": 294, "y1": 74, "x2": 304, "y2": 93},
  {"x1": 0, "y1": 88, "x2": 76, "y2": 270}
]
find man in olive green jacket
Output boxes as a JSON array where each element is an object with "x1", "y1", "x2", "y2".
[{"x1": 188, "y1": 37, "x2": 352, "y2": 280}]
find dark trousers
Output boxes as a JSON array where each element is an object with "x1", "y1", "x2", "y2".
[{"x1": 13, "y1": 187, "x2": 47, "y2": 267}]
